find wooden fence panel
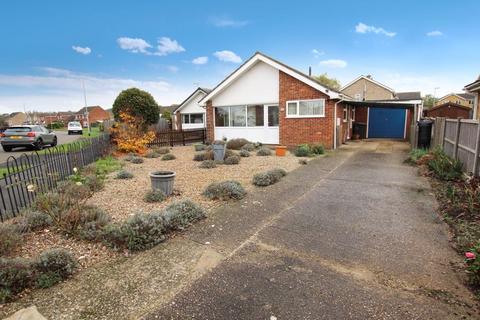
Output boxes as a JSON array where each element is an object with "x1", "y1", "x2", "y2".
[{"x1": 432, "y1": 117, "x2": 480, "y2": 175}]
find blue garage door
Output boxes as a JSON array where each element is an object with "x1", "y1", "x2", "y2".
[{"x1": 368, "y1": 107, "x2": 406, "y2": 138}]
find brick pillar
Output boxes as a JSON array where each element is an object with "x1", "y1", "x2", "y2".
[{"x1": 206, "y1": 100, "x2": 214, "y2": 142}]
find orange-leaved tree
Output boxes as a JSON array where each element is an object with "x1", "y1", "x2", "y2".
[{"x1": 111, "y1": 111, "x2": 155, "y2": 154}]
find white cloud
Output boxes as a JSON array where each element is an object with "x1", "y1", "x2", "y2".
[
  {"x1": 117, "y1": 37, "x2": 152, "y2": 53},
  {"x1": 355, "y1": 22, "x2": 396, "y2": 37},
  {"x1": 427, "y1": 30, "x2": 443, "y2": 37},
  {"x1": 0, "y1": 68, "x2": 192, "y2": 113},
  {"x1": 319, "y1": 59, "x2": 347, "y2": 68},
  {"x1": 214, "y1": 50, "x2": 242, "y2": 63},
  {"x1": 312, "y1": 49, "x2": 325, "y2": 58},
  {"x1": 166, "y1": 65, "x2": 179, "y2": 73},
  {"x1": 192, "y1": 56, "x2": 208, "y2": 65},
  {"x1": 210, "y1": 16, "x2": 249, "y2": 27},
  {"x1": 155, "y1": 37, "x2": 185, "y2": 56},
  {"x1": 72, "y1": 46, "x2": 91, "y2": 55}
]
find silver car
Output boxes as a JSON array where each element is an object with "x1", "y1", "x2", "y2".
[{"x1": 0, "y1": 125, "x2": 57, "y2": 152}]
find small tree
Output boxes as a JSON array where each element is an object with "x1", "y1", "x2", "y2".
[
  {"x1": 313, "y1": 73, "x2": 341, "y2": 91},
  {"x1": 111, "y1": 112, "x2": 156, "y2": 154},
  {"x1": 423, "y1": 94, "x2": 438, "y2": 110},
  {"x1": 112, "y1": 88, "x2": 160, "y2": 126},
  {"x1": 161, "y1": 110, "x2": 172, "y2": 122}
]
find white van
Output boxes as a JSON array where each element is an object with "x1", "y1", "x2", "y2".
[{"x1": 67, "y1": 121, "x2": 83, "y2": 135}]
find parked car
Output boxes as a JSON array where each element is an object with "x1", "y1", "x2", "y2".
[
  {"x1": 0, "y1": 125, "x2": 57, "y2": 152},
  {"x1": 67, "y1": 121, "x2": 83, "y2": 135}
]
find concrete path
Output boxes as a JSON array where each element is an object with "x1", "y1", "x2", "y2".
[
  {"x1": 147, "y1": 141, "x2": 478, "y2": 319},
  {"x1": 2, "y1": 141, "x2": 478, "y2": 319}
]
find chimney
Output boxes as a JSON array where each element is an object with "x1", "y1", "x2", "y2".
[
  {"x1": 366, "y1": 74, "x2": 372, "y2": 79},
  {"x1": 308, "y1": 66, "x2": 312, "y2": 77}
]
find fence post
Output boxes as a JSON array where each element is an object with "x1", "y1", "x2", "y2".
[
  {"x1": 202, "y1": 129, "x2": 206, "y2": 144},
  {"x1": 182, "y1": 130, "x2": 185, "y2": 146},
  {"x1": 453, "y1": 118, "x2": 461, "y2": 159},
  {"x1": 473, "y1": 123, "x2": 480, "y2": 175}
]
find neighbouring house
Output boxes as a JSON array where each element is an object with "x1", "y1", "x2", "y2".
[
  {"x1": 199, "y1": 52, "x2": 422, "y2": 149},
  {"x1": 5, "y1": 112, "x2": 27, "y2": 126},
  {"x1": 464, "y1": 76, "x2": 480, "y2": 120},
  {"x1": 340, "y1": 75, "x2": 422, "y2": 141},
  {"x1": 40, "y1": 111, "x2": 76, "y2": 125},
  {"x1": 426, "y1": 93, "x2": 475, "y2": 119},
  {"x1": 172, "y1": 88, "x2": 210, "y2": 130},
  {"x1": 75, "y1": 106, "x2": 111, "y2": 126}
]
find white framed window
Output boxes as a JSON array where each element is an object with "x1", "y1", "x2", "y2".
[
  {"x1": 343, "y1": 107, "x2": 348, "y2": 122},
  {"x1": 214, "y1": 105, "x2": 275, "y2": 127},
  {"x1": 182, "y1": 113, "x2": 204, "y2": 124},
  {"x1": 286, "y1": 99, "x2": 325, "y2": 118}
]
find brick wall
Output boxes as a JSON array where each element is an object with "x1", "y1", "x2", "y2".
[
  {"x1": 427, "y1": 104, "x2": 470, "y2": 119},
  {"x1": 279, "y1": 71, "x2": 335, "y2": 148},
  {"x1": 205, "y1": 100, "x2": 214, "y2": 142}
]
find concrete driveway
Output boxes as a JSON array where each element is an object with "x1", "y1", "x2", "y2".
[
  {"x1": 0, "y1": 130, "x2": 82, "y2": 165},
  {"x1": 3, "y1": 140, "x2": 477, "y2": 319},
  {"x1": 147, "y1": 140, "x2": 478, "y2": 319}
]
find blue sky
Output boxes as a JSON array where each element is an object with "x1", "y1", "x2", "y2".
[{"x1": 0, "y1": 0, "x2": 479, "y2": 113}]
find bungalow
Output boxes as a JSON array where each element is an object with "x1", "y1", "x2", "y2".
[
  {"x1": 172, "y1": 88, "x2": 210, "y2": 130},
  {"x1": 199, "y1": 52, "x2": 422, "y2": 149}
]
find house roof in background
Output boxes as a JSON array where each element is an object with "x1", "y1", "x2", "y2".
[
  {"x1": 76, "y1": 106, "x2": 105, "y2": 114},
  {"x1": 340, "y1": 75, "x2": 395, "y2": 94},
  {"x1": 396, "y1": 91, "x2": 421, "y2": 100},
  {"x1": 174, "y1": 87, "x2": 211, "y2": 113},
  {"x1": 465, "y1": 75, "x2": 480, "y2": 92},
  {"x1": 457, "y1": 93, "x2": 475, "y2": 100}
]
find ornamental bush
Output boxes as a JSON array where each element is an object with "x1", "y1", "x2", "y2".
[
  {"x1": 224, "y1": 155, "x2": 240, "y2": 165},
  {"x1": 241, "y1": 143, "x2": 255, "y2": 152},
  {"x1": 120, "y1": 212, "x2": 167, "y2": 251},
  {"x1": 163, "y1": 199, "x2": 206, "y2": 231},
  {"x1": 256, "y1": 147, "x2": 272, "y2": 156},
  {"x1": 239, "y1": 149, "x2": 250, "y2": 157},
  {"x1": 115, "y1": 170, "x2": 134, "y2": 180},
  {"x1": 76, "y1": 206, "x2": 111, "y2": 241},
  {"x1": 226, "y1": 138, "x2": 250, "y2": 150},
  {"x1": 0, "y1": 258, "x2": 35, "y2": 303},
  {"x1": 294, "y1": 144, "x2": 311, "y2": 157},
  {"x1": 144, "y1": 150, "x2": 161, "y2": 158},
  {"x1": 144, "y1": 189, "x2": 166, "y2": 203},
  {"x1": 34, "y1": 248, "x2": 78, "y2": 288},
  {"x1": 130, "y1": 156, "x2": 144, "y2": 164},
  {"x1": 203, "y1": 181, "x2": 246, "y2": 200},
  {"x1": 199, "y1": 160, "x2": 217, "y2": 169},
  {"x1": 112, "y1": 88, "x2": 160, "y2": 126},
  {"x1": 310, "y1": 144, "x2": 325, "y2": 155},
  {"x1": 252, "y1": 168, "x2": 287, "y2": 187},
  {"x1": 0, "y1": 224, "x2": 22, "y2": 256},
  {"x1": 161, "y1": 153, "x2": 176, "y2": 161},
  {"x1": 18, "y1": 210, "x2": 53, "y2": 232}
]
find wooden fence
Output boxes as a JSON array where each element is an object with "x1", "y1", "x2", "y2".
[
  {"x1": 148, "y1": 128, "x2": 206, "y2": 147},
  {"x1": 431, "y1": 117, "x2": 480, "y2": 175}
]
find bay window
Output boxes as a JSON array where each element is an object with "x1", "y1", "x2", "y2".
[
  {"x1": 286, "y1": 99, "x2": 325, "y2": 118},
  {"x1": 214, "y1": 105, "x2": 278, "y2": 127}
]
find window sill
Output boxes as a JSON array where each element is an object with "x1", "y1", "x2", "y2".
[{"x1": 286, "y1": 115, "x2": 325, "y2": 119}]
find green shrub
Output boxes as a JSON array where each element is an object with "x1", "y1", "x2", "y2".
[
  {"x1": 241, "y1": 143, "x2": 255, "y2": 152},
  {"x1": 115, "y1": 170, "x2": 134, "y2": 179},
  {"x1": 34, "y1": 248, "x2": 77, "y2": 288},
  {"x1": 194, "y1": 144, "x2": 207, "y2": 152},
  {"x1": 224, "y1": 149, "x2": 236, "y2": 158},
  {"x1": 161, "y1": 153, "x2": 176, "y2": 161},
  {"x1": 0, "y1": 224, "x2": 22, "y2": 256},
  {"x1": 310, "y1": 144, "x2": 325, "y2": 155},
  {"x1": 299, "y1": 159, "x2": 308, "y2": 165},
  {"x1": 144, "y1": 189, "x2": 166, "y2": 203},
  {"x1": 0, "y1": 258, "x2": 35, "y2": 303},
  {"x1": 256, "y1": 147, "x2": 272, "y2": 156},
  {"x1": 84, "y1": 174, "x2": 104, "y2": 192},
  {"x1": 428, "y1": 147, "x2": 463, "y2": 181},
  {"x1": 199, "y1": 160, "x2": 217, "y2": 169},
  {"x1": 101, "y1": 224, "x2": 126, "y2": 250},
  {"x1": 156, "y1": 147, "x2": 170, "y2": 154},
  {"x1": 294, "y1": 144, "x2": 311, "y2": 157},
  {"x1": 94, "y1": 156, "x2": 122, "y2": 176},
  {"x1": 112, "y1": 87, "x2": 160, "y2": 126},
  {"x1": 226, "y1": 138, "x2": 249, "y2": 150},
  {"x1": 224, "y1": 155, "x2": 240, "y2": 165},
  {"x1": 18, "y1": 210, "x2": 53, "y2": 232},
  {"x1": 163, "y1": 199, "x2": 206, "y2": 231},
  {"x1": 239, "y1": 149, "x2": 250, "y2": 157},
  {"x1": 203, "y1": 180, "x2": 246, "y2": 200},
  {"x1": 130, "y1": 156, "x2": 144, "y2": 164},
  {"x1": 407, "y1": 148, "x2": 429, "y2": 164},
  {"x1": 121, "y1": 212, "x2": 167, "y2": 251},
  {"x1": 76, "y1": 206, "x2": 111, "y2": 241},
  {"x1": 252, "y1": 169, "x2": 287, "y2": 187},
  {"x1": 145, "y1": 150, "x2": 161, "y2": 158},
  {"x1": 193, "y1": 152, "x2": 206, "y2": 161},
  {"x1": 125, "y1": 153, "x2": 137, "y2": 161}
]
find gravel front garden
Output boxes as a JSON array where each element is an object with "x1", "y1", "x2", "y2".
[{"x1": 88, "y1": 145, "x2": 302, "y2": 221}]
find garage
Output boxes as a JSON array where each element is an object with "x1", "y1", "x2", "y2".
[{"x1": 368, "y1": 107, "x2": 407, "y2": 139}]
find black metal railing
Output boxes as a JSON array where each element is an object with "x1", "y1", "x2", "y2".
[
  {"x1": 148, "y1": 128, "x2": 206, "y2": 147},
  {"x1": 0, "y1": 134, "x2": 111, "y2": 221}
]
